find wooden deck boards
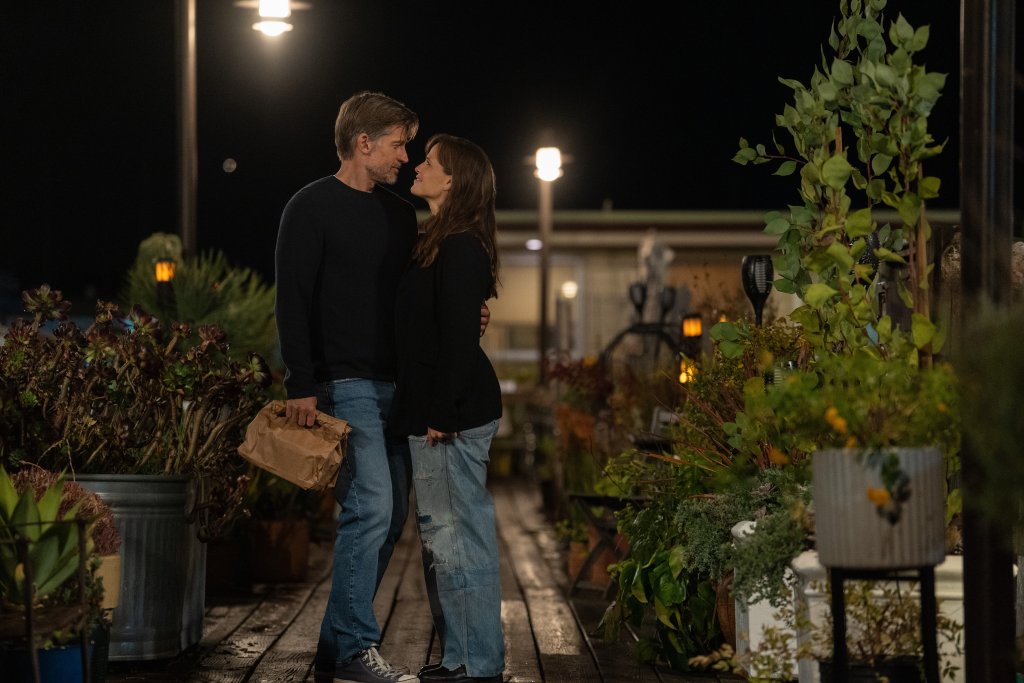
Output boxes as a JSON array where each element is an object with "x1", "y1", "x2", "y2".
[{"x1": 105, "y1": 477, "x2": 736, "y2": 683}]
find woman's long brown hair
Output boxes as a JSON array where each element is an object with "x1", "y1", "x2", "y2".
[{"x1": 414, "y1": 133, "x2": 500, "y2": 298}]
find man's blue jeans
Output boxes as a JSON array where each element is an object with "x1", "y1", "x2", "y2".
[
  {"x1": 314, "y1": 378, "x2": 411, "y2": 668},
  {"x1": 409, "y1": 419, "x2": 504, "y2": 678}
]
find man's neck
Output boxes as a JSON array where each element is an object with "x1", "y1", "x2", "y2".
[{"x1": 335, "y1": 164, "x2": 375, "y2": 193}]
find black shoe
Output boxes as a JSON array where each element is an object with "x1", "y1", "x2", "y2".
[
  {"x1": 418, "y1": 665, "x2": 503, "y2": 683},
  {"x1": 418, "y1": 662, "x2": 444, "y2": 676}
]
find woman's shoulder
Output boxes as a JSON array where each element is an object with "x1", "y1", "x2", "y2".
[{"x1": 439, "y1": 230, "x2": 487, "y2": 256}]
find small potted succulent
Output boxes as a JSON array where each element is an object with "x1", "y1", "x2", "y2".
[{"x1": 0, "y1": 464, "x2": 123, "y2": 682}]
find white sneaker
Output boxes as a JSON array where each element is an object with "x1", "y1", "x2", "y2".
[{"x1": 333, "y1": 646, "x2": 418, "y2": 683}]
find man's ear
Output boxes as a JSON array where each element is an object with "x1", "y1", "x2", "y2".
[{"x1": 358, "y1": 133, "x2": 372, "y2": 153}]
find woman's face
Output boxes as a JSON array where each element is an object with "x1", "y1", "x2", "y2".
[{"x1": 411, "y1": 144, "x2": 452, "y2": 206}]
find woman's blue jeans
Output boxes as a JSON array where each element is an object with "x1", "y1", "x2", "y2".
[
  {"x1": 314, "y1": 378, "x2": 411, "y2": 669},
  {"x1": 409, "y1": 419, "x2": 504, "y2": 678}
]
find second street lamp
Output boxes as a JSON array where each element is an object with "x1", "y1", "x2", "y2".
[{"x1": 535, "y1": 147, "x2": 562, "y2": 384}]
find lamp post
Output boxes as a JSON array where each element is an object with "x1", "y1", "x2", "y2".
[
  {"x1": 535, "y1": 147, "x2": 562, "y2": 384},
  {"x1": 175, "y1": 0, "x2": 308, "y2": 258}
]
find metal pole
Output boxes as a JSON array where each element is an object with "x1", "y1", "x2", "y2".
[
  {"x1": 959, "y1": 0, "x2": 1016, "y2": 680},
  {"x1": 538, "y1": 179, "x2": 553, "y2": 384},
  {"x1": 176, "y1": 0, "x2": 198, "y2": 258}
]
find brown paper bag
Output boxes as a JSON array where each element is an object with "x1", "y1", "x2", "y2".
[{"x1": 237, "y1": 400, "x2": 351, "y2": 490}]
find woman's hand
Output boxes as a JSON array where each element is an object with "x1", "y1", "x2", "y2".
[{"x1": 427, "y1": 427, "x2": 458, "y2": 446}]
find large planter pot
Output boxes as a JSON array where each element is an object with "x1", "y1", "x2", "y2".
[
  {"x1": 812, "y1": 448, "x2": 946, "y2": 569},
  {"x1": 74, "y1": 474, "x2": 205, "y2": 661}
]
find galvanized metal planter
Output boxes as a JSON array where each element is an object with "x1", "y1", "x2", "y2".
[
  {"x1": 74, "y1": 474, "x2": 206, "y2": 661},
  {"x1": 812, "y1": 448, "x2": 946, "y2": 569}
]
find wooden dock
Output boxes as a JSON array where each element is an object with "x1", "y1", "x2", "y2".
[{"x1": 105, "y1": 477, "x2": 738, "y2": 683}]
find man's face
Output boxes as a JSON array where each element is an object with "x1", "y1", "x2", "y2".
[{"x1": 365, "y1": 126, "x2": 411, "y2": 186}]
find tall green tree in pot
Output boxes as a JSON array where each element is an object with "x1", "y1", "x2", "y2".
[{"x1": 722, "y1": 0, "x2": 961, "y2": 679}]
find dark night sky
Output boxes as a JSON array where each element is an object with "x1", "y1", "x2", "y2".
[{"x1": 2, "y1": 1, "x2": 961, "y2": 308}]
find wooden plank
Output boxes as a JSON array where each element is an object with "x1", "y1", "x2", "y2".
[
  {"x1": 185, "y1": 581, "x2": 322, "y2": 682},
  {"x1": 243, "y1": 573, "x2": 333, "y2": 683},
  {"x1": 497, "y1": 488, "x2": 543, "y2": 683},
  {"x1": 493, "y1": 480, "x2": 601, "y2": 683}
]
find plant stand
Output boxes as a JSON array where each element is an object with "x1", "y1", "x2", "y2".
[{"x1": 828, "y1": 566, "x2": 939, "y2": 683}]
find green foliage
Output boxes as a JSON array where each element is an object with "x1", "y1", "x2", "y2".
[
  {"x1": 734, "y1": 0, "x2": 947, "y2": 359},
  {"x1": 0, "y1": 466, "x2": 88, "y2": 609},
  {"x1": 726, "y1": 492, "x2": 813, "y2": 608},
  {"x1": 121, "y1": 233, "x2": 279, "y2": 370},
  {"x1": 601, "y1": 548, "x2": 719, "y2": 671}
]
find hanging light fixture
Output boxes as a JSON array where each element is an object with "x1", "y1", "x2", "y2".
[
  {"x1": 235, "y1": 0, "x2": 311, "y2": 36},
  {"x1": 741, "y1": 255, "x2": 774, "y2": 326}
]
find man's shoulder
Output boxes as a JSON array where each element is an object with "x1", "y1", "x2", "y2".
[
  {"x1": 373, "y1": 184, "x2": 416, "y2": 212},
  {"x1": 287, "y1": 176, "x2": 337, "y2": 204}
]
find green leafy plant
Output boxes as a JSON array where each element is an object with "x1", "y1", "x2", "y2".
[
  {"x1": 0, "y1": 466, "x2": 86, "y2": 608},
  {"x1": 733, "y1": 0, "x2": 948, "y2": 362},
  {"x1": 0, "y1": 285, "x2": 273, "y2": 539},
  {"x1": 731, "y1": 349, "x2": 960, "y2": 526},
  {"x1": 4, "y1": 466, "x2": 123, "y2": 646}
]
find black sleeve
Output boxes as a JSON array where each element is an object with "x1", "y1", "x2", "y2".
[
  {"x1": 426, "y1": 236, "x2": 491, "y2": 431},
  {"x1": 274, "y1": 193, "x2": 322, "y2": 399}
]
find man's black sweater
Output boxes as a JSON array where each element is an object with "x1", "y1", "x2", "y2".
[{"x1": 274, "y1": 176, "x2": 417, "y2": 399}]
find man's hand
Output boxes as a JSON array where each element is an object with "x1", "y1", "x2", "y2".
[
  {"x1": 285, "y1": 396, "x2": 318, "y2": 427},
  {"x1": 479, "y1": 301, "x2": 491, "y2": 337}
]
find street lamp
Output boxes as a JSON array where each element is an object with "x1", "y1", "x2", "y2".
[
  {"x1": 236, "y1": 0, "x2": 312, "y2": 36},
  {"x1": 176, "y1": 1, "x2": 308, "y2": 258},
  {"x1": 535, "y1": 146, "x2": 562, "y2": 384}
]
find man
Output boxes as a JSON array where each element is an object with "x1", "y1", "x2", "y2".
[{"x1": 275, "y1": 91, "x2": 421, "y2": 683}]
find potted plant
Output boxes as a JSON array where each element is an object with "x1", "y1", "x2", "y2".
[
  {"x1": 0, "y1": 284, "x2": 272, "y2": 660},
  {"x1": 724, "y1": 0, "x2": 962, "y2": 568},
  {"x1": 0, "y1": 465, "x2": 120, "y2": 682},
  {"x1": 594, "y1": 316, "x2": 811, "y2": 672},
  {"x1": 8, "y1": 466, "x2": 123, "y2": 682}
]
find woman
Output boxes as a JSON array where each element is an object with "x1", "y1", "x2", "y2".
[{"x1": 389, "y1": 134, "x2": 504, "y2": 683}]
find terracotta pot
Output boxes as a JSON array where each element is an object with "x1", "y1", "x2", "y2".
[{"x1": 715, "y1": 572, "x2": 737, "y2": 647}]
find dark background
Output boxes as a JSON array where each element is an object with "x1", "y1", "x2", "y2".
[{"x1": 2, "y1": 1, "x2": 964, "y2": 308}]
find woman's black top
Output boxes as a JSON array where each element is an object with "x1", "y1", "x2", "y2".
[{"x1": 389, "y1": 231, "x2": 502, "y2": 438}]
